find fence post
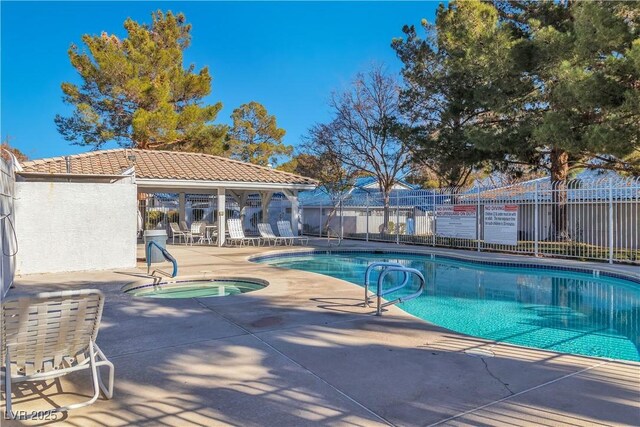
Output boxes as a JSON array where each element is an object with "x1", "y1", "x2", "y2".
[
  {"x1": 340, "y1": 198, "x2": 344, "y2": 241},
  {"x1": 396, "y1": 192, "x2": 400, "y2": 244},
  {"x1": 534, "y1": 181, "x2": 539, "y2": 257},
  {"x1": 319, "y1": 203, "x2": 323, "y2": 238},
  {"x1": 365, "y1": 194, "x2": 369, "y2": 242},
  {"x1": 608, "y1": 177, "x2": 614, "y2": 264},
  {"x1": 432, "y1": 191, "x2": 436, "y2": 247},
  {"x1": 476, "y1": 187, "x2": 481, "y2": 252}
]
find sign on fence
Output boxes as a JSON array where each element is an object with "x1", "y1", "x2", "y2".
[
  {"x1": 484, "y1": 204, "x2": 518, "y2": 246},
  {"x1": 300, "y1": 177, "x2": 640, "y2": 264},
  {"x1": 436, "y1": 205, "x2": 477, "y2": 239}
]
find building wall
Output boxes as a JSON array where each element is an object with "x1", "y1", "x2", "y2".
[
  {"x1": 15, "y1": 178, "x2": 137, "y2": 274},
  {"x1": 517, "y1": 203, "x2": 638, "y2": 248},
  {"x1": 302, "y1": 206, "x2": 433, "y2": 236}
]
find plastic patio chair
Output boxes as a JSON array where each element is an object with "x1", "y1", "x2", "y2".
[
  {"x1": 257, "y1": 223, "x2": 286, "y2": 246},
  {"x1": 276, "y1": 220, "x2": 309, "y2": 245},
  {"x1": 227, "y1": 219, "x2": 261, "y2": 246},
  {"x1": 1, "y1": 289, "x2": 114, "y2": 419},
  {"x1": 169, "y1": 222, "x2": 187, "y2": 244},
  {"x1": 189, "y1": 221, "x2": 206, "y2": 245}
]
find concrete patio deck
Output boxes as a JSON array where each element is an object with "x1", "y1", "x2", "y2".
[{"x1": 3, "y1": 239, "x2": 639, "y2": 426}]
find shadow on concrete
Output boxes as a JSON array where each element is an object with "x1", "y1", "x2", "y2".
[{"x1": 4, "y1": 270, "x2": 639, "y2": 426}]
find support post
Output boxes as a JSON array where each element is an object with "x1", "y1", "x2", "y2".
[
  {"x1": 432, "y1": 191, "x2": 436, "y2": 247},
  {"x1": 476, "y1": 187, "x2": 481, "y2": 252},
  {"x1": 366, "y1": 194, "x2": 370, "y2": 242},
  {"x1": 289, "y1": 190, "x2": 299, "y2": 236},
  {"x1": 228, "y1": 190, "x2": 249, "y2": 227},
  {"x1": 260, "y1": 191, "x2": 273, "y2": 224},
  {"x1": 534, "y1": 181, "x2": 539, "y2": 257},
  {"x1": 339, "y1": 198, "x2": 344, "y2": 240},
  {"x1": 608, "y1": 177, "x2": 614, "y2": 263},
  {"x1": 217, "y1": 188, "x2": 226, "y2": 247},
  {"x1": 396, "y1": 192, "x2": 400, "y2": 245},
  {"x1": 178, "y1": 192, "x2": 186, "y2": 225}
]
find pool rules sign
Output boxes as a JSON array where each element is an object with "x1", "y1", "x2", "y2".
[
  {"x1": 435, "y1": 205, "x2": 477, "y2": 239},
  {"x1": 484, "y1": 204, "x2": 518, "y2": 245}
]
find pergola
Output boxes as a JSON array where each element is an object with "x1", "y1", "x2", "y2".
[{"x1": 19, "y1": 149, "x2": 317, "y2": 246}]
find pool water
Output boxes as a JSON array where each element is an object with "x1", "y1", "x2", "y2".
[
  {"x1": 256, "y1": 253, "x2": 640, "y2": 362},
  {"x1": 125, "y1": 279, "x2": 265, "y2": 298}
]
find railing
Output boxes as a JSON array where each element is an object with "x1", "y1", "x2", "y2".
[
  {"x1": 300, "y1": 176, "x2": 640, "y2": 264},
  {"x1": 363, "y1": 262, "x2": 409, "y2": 307},
  {"x1": 146, "y1": 241, "x2": 178, "y2": 278},
  {"x1": 364, "y1": 263, "x2": 426, "y2": 316},
  {"x1": 138, "y1": 193, "x2": 293, "y2": 235}
]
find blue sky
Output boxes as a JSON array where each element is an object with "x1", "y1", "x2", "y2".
[{"x1": 1, "y1": 1, "x2": 435, "y2": 160}]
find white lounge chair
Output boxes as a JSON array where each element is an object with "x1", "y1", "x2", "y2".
[
  {"x1": 1, "y1": 289, "x2": 114, "y2": 418},
  {"x1": 180, "y1": 220, "x2": 189, "y2": 232},
  {"x1": 277, "y1": 220, "x2": 309, "y2": 245},
  {"x1": 169, "y1": 222, "x2": 188, "y2": 244},
  {"x1": 257, "y1": 223, "x2": 286, "y2": 246},
  {"x1": 227, "y1": 218, "x2": 261, "y2": 246}
]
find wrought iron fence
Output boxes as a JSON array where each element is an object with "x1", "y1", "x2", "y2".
[
  {"x1": 138, "y1": 193, "x2": 292, "y2": 237},
  {"x1": 300, "y1": 177, "x2": 640, "y2": 264}
]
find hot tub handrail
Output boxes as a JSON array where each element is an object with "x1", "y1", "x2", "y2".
[
  {"x1": 146, "y1": 241, "x2": 178, "y2": 278},
  {"x1": 363, "y1": 262, "x2": 409, "y2": 307},
  {"x1": 375, "y1": 267, "x2": 425, "y2": 316}
]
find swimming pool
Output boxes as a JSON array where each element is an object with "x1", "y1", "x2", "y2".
[
  {"x1": 254, "y1": 251, "x2": 640, "y2": 361},
  {"x1": 123, "y1": 278, "x2": 266, "y2": 298}
]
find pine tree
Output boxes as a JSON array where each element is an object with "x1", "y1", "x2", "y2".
[
  {"x1": 395, "y1": 0, "x2": 640, "y2": 239},
  {"x1": 490, "y1": 0, "x2": 640, "y2": 180},
  {"x1": 392, "y1": 0, "x2": 525, "y2": 188},
  {"x1": 55, "y1": 11, "x2": 227, "y2": 152},
  {"x1": 227, "y1": 102, "x2": 292, "y2": 166}
]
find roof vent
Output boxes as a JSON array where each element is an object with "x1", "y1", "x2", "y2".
[{"x1": 65, "y1": 156, "x2": 71, "y2": 173}]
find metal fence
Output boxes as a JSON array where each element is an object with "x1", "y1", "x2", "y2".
[
  {"x1": 138, "y1": 193, "x2": 293, "y2": 237},
  {"x1": 0, "y1": 156, "x2": 17, "y2": 296},
  {"x1": 300, "y1": 177, "x2": 640, "y2": 264}
]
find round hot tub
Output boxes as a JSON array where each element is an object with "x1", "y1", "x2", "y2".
[{"x1": 123, "y1": 278, "x2": 267, "y2": 299}]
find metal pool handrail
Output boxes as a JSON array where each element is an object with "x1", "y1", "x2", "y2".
[
  {"x1": 146, "y1": 241, "x2": 178, "y2": 278},
  {"x1": 363, "y1": 262, "x2": 409, "y2": 307},
  {"x1": 375, "y1": 266, "x2": 425, "y2": 316}
]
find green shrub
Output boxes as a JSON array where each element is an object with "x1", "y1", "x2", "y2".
[
  {"x1": 146, "y1": 210, "x2": 165, "y2": 229},
  {"x1": 386, "y1": 222, "x2": 406, "y2": 235},
  {"x1": 388, "y1": 221, "x2": 395, "y2": 234}
]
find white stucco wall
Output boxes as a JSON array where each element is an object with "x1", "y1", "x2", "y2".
[{"x1": 15, "y1": 178, "x2": 137, "y2": 275}]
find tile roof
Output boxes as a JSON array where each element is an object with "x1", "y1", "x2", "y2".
[{"x1": 20, "y1": 149, "x2": 317, "y2": 186}]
